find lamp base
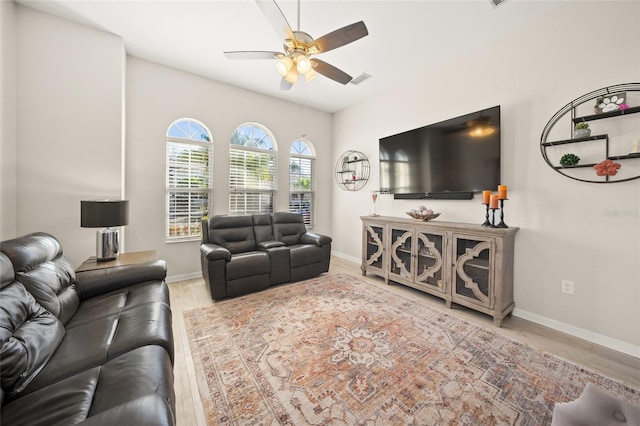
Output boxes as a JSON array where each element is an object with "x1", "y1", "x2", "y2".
[{"x1": 96, "y1": 228, "x2": 119, "y2": 262}]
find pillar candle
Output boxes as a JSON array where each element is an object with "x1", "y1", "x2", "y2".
[
  {"x1": 482, "y1": 190, "x2": 491, "y2": 204},
  {"x1": 490, "y1": 194, "x2": 499, "y2": 209},
  {"x1": 498, "y1": 185, "x2": 508, "y2": 200}
]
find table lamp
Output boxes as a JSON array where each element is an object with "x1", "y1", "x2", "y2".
[{"x1": 81, "y1": 200, "x2": 129, "y2": 261}]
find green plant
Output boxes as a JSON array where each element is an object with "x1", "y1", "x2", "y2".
[
  {"x1": 560, "y1": 153, "x2": 581, "y2": 167},
  {"x1": 575, "y1": 122, "x2": 589, "y2": 130}
]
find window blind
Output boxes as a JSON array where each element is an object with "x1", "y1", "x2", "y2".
[{"x1": 166, "y1": 120, "x2": 212, "y2": 241}]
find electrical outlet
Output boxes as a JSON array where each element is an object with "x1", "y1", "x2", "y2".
[{"x1": 561, "y1": 280, "x2": 574, "y2": 295}]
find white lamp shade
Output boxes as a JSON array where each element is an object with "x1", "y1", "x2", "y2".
[
  {"x1": 276, "y1": 57, "x2": 293, "y2": 77},
  {"x1": 296, "y1": 55, "x2": 312, "y2": 74},
  {"x1": 304, "y1": 67, "x2": 317, "y2": 81},
  {"x1": 284, "y1": 66, "x2": 298, "y2": 84}
]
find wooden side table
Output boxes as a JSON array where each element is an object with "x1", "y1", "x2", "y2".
[{"x1": 76, "y1": 250, "x2": 158, "y2": 272}]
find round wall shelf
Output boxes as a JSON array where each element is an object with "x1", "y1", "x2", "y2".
[
  {"x1": 540, "y1": 82, "x2": 640, "y2": 183},
  {"x1": 335, "y1": 150, "x2": 370, "y2": 191}
]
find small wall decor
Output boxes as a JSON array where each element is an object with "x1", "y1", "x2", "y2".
[
  {"x1": 595, "y1": 92, "x2": 626, "y2": 114},
  {"x1": 335, "y1": 150, "x2": 370, "y2": 191},
  {"x1": 560, "y1": 153, "x2": 581, "y2": 167},
  {"x1": 594, "y1": 159, "x2": 621, "y2": 177},
  {"x1": 573, "y1": 122, "x2": 590, "y2": 138}
]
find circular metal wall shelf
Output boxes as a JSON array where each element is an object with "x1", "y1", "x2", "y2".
[
  {"x1": 335, "y1": 150, "x2": 370, "y2": 191},
  {"x1": 540, "y1": 82, "x2": 640, "y2": 183}
]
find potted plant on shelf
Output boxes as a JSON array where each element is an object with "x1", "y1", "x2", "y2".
[
  {"x1": 560, "y1": 153, "x2": 580, "y2": 167},
  {"x1": 574, "y1": 122, "x2": 591, "y2": 138}
]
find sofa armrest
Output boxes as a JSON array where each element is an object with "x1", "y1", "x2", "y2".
[
  {"x1": 200, "y1": 243, "x2": 231, "y2": 261},
  {"x1": 257, "y1": 240, "x2": 286, "y2": 250},
  {"x1": 75, "y1": 260, "x2": 167, "y2": 300},
  {"x1": 300, "y1": 232, "x2": 332, "y2": 247}
]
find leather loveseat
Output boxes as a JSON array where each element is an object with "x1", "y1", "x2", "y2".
[
  {"x1": 200, "y1": 212, "x2": 331, "y2": 300},
  {"x1": 0, "y1": 232, "x2": 175, "y2": 425}
]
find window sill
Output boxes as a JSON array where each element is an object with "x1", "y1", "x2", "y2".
[{"x1": 166, "y1": 236, "x2": 200, "y2": 244}]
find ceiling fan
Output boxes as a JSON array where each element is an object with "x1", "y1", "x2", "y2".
[{"x1": 224, "y1": 0, "x2": 369, "y2": 90}]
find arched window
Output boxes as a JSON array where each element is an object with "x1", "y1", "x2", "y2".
[
  {"x1": 166, "y1": 118, "x2": 212, "y2": 241},
  {"x1": 229, "y1": 123, "x2": 277, "y2": 214},
  {"x1": 289, "y1": 138, "x2": 315, "y2": 226}
]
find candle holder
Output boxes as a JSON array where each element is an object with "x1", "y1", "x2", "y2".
[
  {"x1": 496, "y1": 199, "x2": 509, "y2": 228},
  {"x1": 490, "y1": 208, "x2": 498, "y2": 228},
  {"x1": 481, "y1": 203, "x2": 491, "y2": 227}
]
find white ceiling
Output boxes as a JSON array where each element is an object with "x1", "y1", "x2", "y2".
[{"x1": 16, "y1": 0, "x2": 564, "y2": 113}]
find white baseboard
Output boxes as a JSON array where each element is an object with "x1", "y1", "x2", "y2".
[
  {"x1": 513, "y1": 308, "x2": 640, "y2": 359},
  {"x1": 166, "y1": 271, "x2": 202, "y2": 283},
  {"x1": 332, "y1": 251, "x2": 361, "y2": 264}
]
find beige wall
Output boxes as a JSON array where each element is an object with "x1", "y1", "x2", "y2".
[
  {"x1": 0, "y1": 0, "x2": 17, "y2": 239},
  {"x1": 13, "y1": 5, "x2": 125, "y2": 266},
  {"x1": 332, "y1": 1, "x2": 640, "y2": 356},
  {"x1": 125, "y1": 57, "x2": 333, "y2": 279}
]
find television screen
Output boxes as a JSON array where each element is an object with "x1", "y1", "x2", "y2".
[{"x1": 379, "y1": 106, "x2": 500, "y2": 198}]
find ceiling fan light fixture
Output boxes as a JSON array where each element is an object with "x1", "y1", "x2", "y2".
[
  {"x1": 304, "y1": 67, "x2": 317, "y2": 81},
  {"x1": 296, "y1": 55, "x2": 312, "y2": 74},
  {"x1": 276, "y1": 57, "x2": 293, "y2": 76},
  {"x1": 284, "y1": 66, "x2": 298, "y2": 84}
]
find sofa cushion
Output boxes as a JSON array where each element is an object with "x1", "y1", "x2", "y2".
[
  {"x1": 1, "y1": 232, "x2": 79, "y2": 324},
  {"x1": 66, "y1": 280, "x2": 170, "y2": 329},
  {"x1": 208, "y1": 215, "x2": 256, "y2": 254},
  {"x1": 252, "y1": 213, "x2": 274, "y2": 243},
  {"x1": 22, "y1": 302, "x2": 173, "y2": 394},
  {"x1": 272, "y1": 212, "x2": 307, "y2": 246},
  {"x1": 0, "y1": 253, "x2": 65, "y2": 398},
  {"x1": 1, "y1": 345, "x2": 174, "y2": 426},
  {"x1": 226, "y1": 251, "x2": 271, "y2": 280},
  {"x1": 289, "y1": 244, "x2": 323, "y2": 268}
]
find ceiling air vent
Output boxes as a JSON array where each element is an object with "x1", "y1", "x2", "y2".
[{"x1": 350, "y1": 73, "x2": 372, "y2": 85}]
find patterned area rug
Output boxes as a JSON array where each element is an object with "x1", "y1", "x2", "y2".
[{"x1": 184, "y1": 274, "x2": 639, "y2": 425}]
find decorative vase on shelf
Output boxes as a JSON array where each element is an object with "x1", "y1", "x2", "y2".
[
  {"x1": 574, "y1": 128, "x2": 591, "y2": 138},
  {"x1": 370, "y1": 192, "x2": 379, "y2": 216},
  {"x1": 573, "y1": 123, "x2": 591, "y2": 138}
]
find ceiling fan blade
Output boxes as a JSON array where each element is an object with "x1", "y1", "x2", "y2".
[
  {"x1": 280, "y1": 77, "x2": 293, "y2": 91},
  {"x1": 255, "y1": 0, "x2": 296, "y2": 43},
  {"x1": 312, "y1": 21, "x2": 368, "y2": 54},
  {"x1": 224, "y1": 51, "x2": 284, "y2": 60},
  {"x1": 310, "y1": 59, "x2": 352, "y2": 85}
]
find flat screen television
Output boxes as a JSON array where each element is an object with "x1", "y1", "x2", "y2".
[{"x1": 379, "y1": 106, "x2": 501, "y2": 199}]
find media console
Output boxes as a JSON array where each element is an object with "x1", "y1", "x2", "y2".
[{"x1": 361, "y1": 216, "x2": 518, "y2": 327}]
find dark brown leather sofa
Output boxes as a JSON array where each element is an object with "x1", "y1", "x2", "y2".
[
  {"x1": 0, "y1": 232, "x2": 175, "y2": 425},
  {"x1": 200, "y1": 212, "x2": 332, "y2": 300}
]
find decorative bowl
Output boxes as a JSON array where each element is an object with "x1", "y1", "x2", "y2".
[{"x1": 406, "y1": 207, "x2": 441, "y2": 222}]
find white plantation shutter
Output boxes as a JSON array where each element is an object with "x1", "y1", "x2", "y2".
[
  {"x1": 289, "y1": 139, "x2": 315, "y2": 226},
  {"x1": 166, "y1": 119, "x2": 212, "y2": 241},
  {"x1": 229, "y1": 124, "x2": 278, "y2": 215}
]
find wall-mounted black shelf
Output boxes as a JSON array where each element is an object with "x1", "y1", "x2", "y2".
[
  {"x1": 540, "y1": 82, "x2": 640, "y2": 183},
  {"x1": 542, "y1": 134, "x2": 608, "y2": 147},
  {"x1": 572, "y1": 105, "x2": 640, "y2": 124},
  {"x1": 553, "y1": 163, "x2": 597, "y2": 170},
  {"x1": 608, "y1": 152, "x2": 640, "y2": 161}
]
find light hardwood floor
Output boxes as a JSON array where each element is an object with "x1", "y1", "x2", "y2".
[{"x1": 169, "y1": 256, "x2": 640, "y2": 426}]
